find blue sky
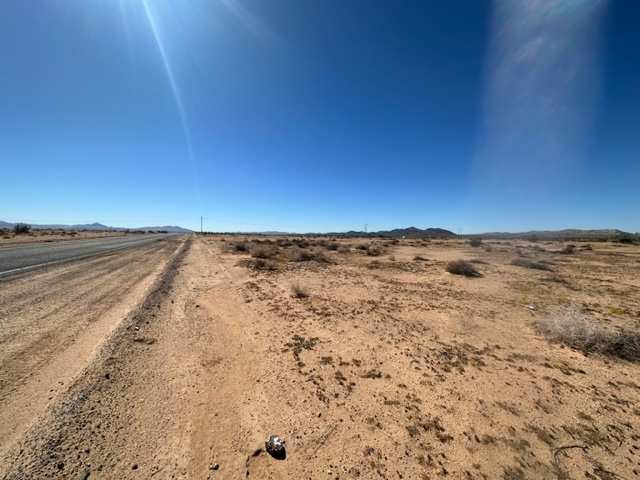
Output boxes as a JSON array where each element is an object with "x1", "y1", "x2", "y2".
[{"x1": 1, "y1": 0, "x2": 638, "y2": 233}]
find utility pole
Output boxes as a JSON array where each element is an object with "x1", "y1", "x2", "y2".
[
  {"x1": 201, "y1": 216, "x2": 203, "y2": 233},
  {"x1": 364, "y1": 223, "x2": 368, "y2": 234},
  {"x1": 458, "y1": 228, "x2": 462, "y2": 236}
]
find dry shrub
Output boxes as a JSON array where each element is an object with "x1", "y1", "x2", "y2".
[
  {"x1": 288, "y1": 246, "x2": 314, "y2": 262},
  {"x1": 252, "y1": 258, "x2": 276, "y2": 270},
  {"x1": 366, "y1": 246, "x2": 382, "y2": 257},
  {"x1": 233, "y1": 241, "x2": 248, "y2": 252},
  {"x1": 290, "y1": 282, "x2": 309, "y2": 298},
  {"x1": 511, "y1": 258, "x2": 552, "y2": 271},
  {"x1": 250, "y1": 244, "x2": 277, "y2": 259},
  {"x1": 534, "y1": 308, "x2": 640, "y2": 362},
  {"x1": 313, "y1": 250, "x2": 335, "y2": 264},
  {"x1": 446, "y1": 260, "x2": 481, "y2": 277},
  {"x1": 560, "y1": 244, "x2": 576, "y2": 254},
  {"x1": 413, "y1": 255, "x2": 428, "y2": 261}
]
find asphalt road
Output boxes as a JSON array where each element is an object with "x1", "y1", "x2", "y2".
[{"x1": 0, "y1": 234, "x2": 180, "y2": 277}]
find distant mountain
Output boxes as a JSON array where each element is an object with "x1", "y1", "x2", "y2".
[
  {"x1": 0, "y1": 221, "x2": 192, "y2": 233},
  {"x1": 477, "y1": 229, "x2": 631, "y2": 240},
  {"x1": 138, "y1": 225, "x2": 193, "y2": 233},
  {"x1": 334, "y1": 226, "x2": 456, "y2": 237}
]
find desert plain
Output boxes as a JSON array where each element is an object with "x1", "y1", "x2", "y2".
[{"x1": 1, "y1": 233, "x2": 639, "y2": 479}]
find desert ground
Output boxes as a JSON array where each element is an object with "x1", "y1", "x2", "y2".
[{"x1": 1, "y1": 234, "x2": 639, "y2": 479}]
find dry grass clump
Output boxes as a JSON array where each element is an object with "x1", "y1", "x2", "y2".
[
  {"x1": 559, "y1": 244, "x2": 576, "y2": 254},
  {"x1": 313, "y1": 250, "x2": 335, "y2": 264},
  {"x1": 252, "y1": 258, "x2": 276, "y2": 270},
  {"x1": 533, "y1": 308, "x2": 640, "y2": 362},
  {"x1": 413, "y1": 255, "x2": 428, "y2": 261},
  {"x1": 233, "y1": 241, "x2": 249, "y2": 252},
  {"x1": 290, "y1": 282, "x2": 310, "y2": 298},
  {"x1": 446, "y1": 260, "x2": 482, "y2": 277},
  {"x1": 366, "y1": 247, "x2": 382, "y2": 257},
  {"x1": 249, "y1": 244, "x2": 277, "y2": 259},
  {"x1": 288, "y1": 246, "x2": 315, "y2": 262},
  {"x1": 511, "y1": 258, "x2": 552, "y2": 271}
]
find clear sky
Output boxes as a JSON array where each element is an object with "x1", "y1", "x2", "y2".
[{"x1": 1, "y1": 0, "x2": 638, "y2": 233}]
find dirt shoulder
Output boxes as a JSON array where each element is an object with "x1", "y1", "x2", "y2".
[
  {"x1": 2, "y1": 235, "x2": 640, "y2": 479},
  {"x1": 0, "y1": 235, "x2": 188, "y2": 477}
]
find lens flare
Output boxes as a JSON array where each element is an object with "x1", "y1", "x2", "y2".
[
  {"x1": 140, "y1": 0, "x2": 200, "y2": 203},
  {"x1": 474, "y1": 0, "x2": 609, "y2": 194}
]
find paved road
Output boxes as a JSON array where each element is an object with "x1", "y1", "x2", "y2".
[{"x1": 0, "y1": 234, "x2": 180, "y2": 277}]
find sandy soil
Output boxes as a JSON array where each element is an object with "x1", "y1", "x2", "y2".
[{"x1": 1, "y1": 235, "x2": 640, "y2": 479}]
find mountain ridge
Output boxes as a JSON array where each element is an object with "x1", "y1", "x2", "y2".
[{"x1": 0, "y1": 221, "x2": 192, "y2": 233}]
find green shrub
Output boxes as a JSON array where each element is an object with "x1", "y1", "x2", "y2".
[
  {"x1": 13, "y1": 223, "x2": 31, "y2": 234},
  {"x1": 469, "y1": 238, "x2": 483, "y2": 247}
]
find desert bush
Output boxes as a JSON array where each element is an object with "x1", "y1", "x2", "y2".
[
  {"x1": 13, "y1": 223, "x2": 31, "y2": 234},
  {"x1": 446, "y1": 260, "x2": 481, "y2": 277},
  {"x1": 560, "y1": 244, "x2": 575, "y2": 254},
  {"x1": 366, "y1": 246, "x2": 382, "y2": 257},
  {"x1": 250, "y1": 244, "x2": 277, "y2": 259},
  {"x1": 469, "y1": 238, "x2": 483, "y2": 247},
  {"x1": 337, "y1": 245, "x2": 350, "y2": 253},
  {"x1": 288, "y1": 246, "x2": 314, "y2": 262},
  {"x1": 533, "y1": 308, "x2": 640, "y2": 362},
  {"x1": 413, "y1": 255, "x2": 428, "y2": 261},
  {"x1": 252, "y1": 258, "x2": 276, "y2": 270},
  {"x1": 326, "y1": 242, "x2": 340, "y2": 251},
  {"x1": 233, "y1": 241, "x2": 248, "y2": 252},
  {"x1": 483, "y1": 244, "x2": 493, "y2": 252},
  {"x1": 511, "y1": 258, "x2": 552, "y2": 271},
  {"x1": 388, "y1": 255, "x2": 396, "y2": 261},
  {"x1": 313, "y1": 250, "x2": 335, "y2": 264},
  {"x1": 290, "y1": 282, "x2": 309, "y2": 298}
]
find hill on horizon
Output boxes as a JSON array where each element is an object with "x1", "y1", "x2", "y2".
[{"x1": 0, "y1": 221, "x2": 192, "y2": 233}]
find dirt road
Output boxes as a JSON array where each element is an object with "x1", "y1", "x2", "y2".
[{"x1": 2, "y1": 235, "x2": 640, "y2": 479}]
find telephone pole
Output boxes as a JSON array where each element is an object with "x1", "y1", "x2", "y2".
[
  {"x1": 201, "y1": 216, "x2": 203, "y2": 233},
  {"x1": 364, "y1": 223, "x2": 368, "y2": 234}
]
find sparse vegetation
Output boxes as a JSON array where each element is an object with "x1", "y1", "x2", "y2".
[
  {"x1": 560, "y1": 244, "x2": 575, "y2": 254},
  {"x1": 413, "y1": 255, "x2": 428, "y2": 261},
  {"x1": 533, "y1": 308, "x2": 640, "y2": 362},
  {"x1": 511, "y1": 258, "x2": 552, "y2": 271},
  {"x1": 469, "y1": 238, "x2": 483, "y2": 247},
  {"x1": 446, "y1": 259, "x2": 481, "y2": 277},
  {"x1": 288, "y1": 246, "x2": 314, "y2": 262},
  {"x1": 251, "y1": 258, "x2": 276, "y2": 270},
  {"x1": 233, "y1": 241, "x2": 248, "y2": 252},
  {"x1": 13, "y1": 223, "x2": 31, "y2": 234},
  {"x1": 290, "y1": 282, "x2": 309, "y2": 298},
  {"x1": 249, "y1": 244, "x2": 277, "y2": 259}
]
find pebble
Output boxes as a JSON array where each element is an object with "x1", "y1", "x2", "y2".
[{"x1": 208, "y1": 463, "x2": 219, "y2": 470}]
